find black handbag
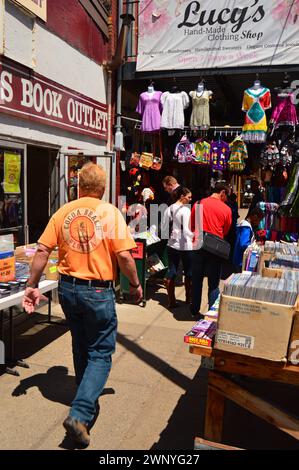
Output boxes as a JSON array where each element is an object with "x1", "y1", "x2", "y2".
[{"x1": 202, "y1": 232, "x2": 231, "y2": 260}]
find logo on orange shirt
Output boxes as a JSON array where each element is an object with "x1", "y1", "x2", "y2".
[{"x1": 63, "y1": 208, "x2": 103, "y2": 253}]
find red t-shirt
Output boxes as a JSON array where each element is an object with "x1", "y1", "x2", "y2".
[{"x1": 191, "y1": 196, "x2": 232, "y2": 241}]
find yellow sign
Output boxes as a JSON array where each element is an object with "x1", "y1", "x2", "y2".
[{"x1": 4, "y1": 152, "x2": 21, "y2": 194}]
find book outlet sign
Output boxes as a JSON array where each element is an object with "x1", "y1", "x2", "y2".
[
  {"x1": 0, "y1": 60, "x2": 108, "y2": 140},
  {"x1": 137, "y1": 0, "x2": 299, "y2": 71}
]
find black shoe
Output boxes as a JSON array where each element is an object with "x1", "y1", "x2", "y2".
[
  {"x1": 190, "y1": 304, "x2": 203, "y2": 319},
  {"x1": 191, "y1": 311, "x2": 204, "y2": 320},
  {"x1": 63, "y1": 416, "x2": 90, "y2": 447}
]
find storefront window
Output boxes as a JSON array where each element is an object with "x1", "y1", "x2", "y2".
[{"x1": 0, "y1": 149, "x2": 24, "y2": 246}]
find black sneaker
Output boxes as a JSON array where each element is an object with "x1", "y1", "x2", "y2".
[{"x1": 63, "y1": 416, "x2": 90, "y2": 447}]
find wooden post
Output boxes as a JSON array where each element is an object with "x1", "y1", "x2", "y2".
[
  {"x1": 204, "y1": 372, "x2": 225, "y2": 442},
  {"x1": 237, "y1": 175, "x2": 241, "y2": 208},
  {"x1": 209, "y1": 371, "x2": 299, "y2": 441}
]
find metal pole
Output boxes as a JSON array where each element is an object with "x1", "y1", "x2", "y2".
[{"x1": 115, "y1": 0, "x2": 124, "y2": 137}]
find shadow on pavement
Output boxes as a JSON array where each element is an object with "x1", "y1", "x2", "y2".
[
  {"x1": 146, "y1": 283, "x2": 194, "y2": 321},
  {"x1": 151, "y1": 367, "x2": 208, "y2": 450},
  {"x1": 117, "y1": 332, "x2": 192, "y2": 390},
  {"x1": 11, "y1": 365, "x2": 115, "y2": 406},
  {"x1": 152, "y1": 369, "x2": 299, "y2": 450},
  {"x1": 0, "y1": 310, "x2": 68, "y2": 376}
]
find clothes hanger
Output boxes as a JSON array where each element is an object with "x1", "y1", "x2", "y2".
[
  {"x1": 196, "y1": 77, "x2": 206, "y2": 94},
  {"x1": 171, "y1": 77, "x2": 180, "y2": 93},
  {"x1": 252, "y1": 73, "x2": 262, "y2": 89},
  {"x1": 147, "y1": 80, "x2": 155, "y2": 93}
]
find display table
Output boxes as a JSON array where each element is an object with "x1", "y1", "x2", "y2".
[
  {"x1": 189, "y1": 344, "x2": 299, "y2": 447},
  {"x1": 0, "y1": 280, "x2": 59, "y2": 376}
]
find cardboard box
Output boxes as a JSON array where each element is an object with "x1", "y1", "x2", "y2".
[
  {"x1": 214, "y1": 294, "x2": 298, "y2": 362},
  {"x1": 15, "y1": 245, "x2": 58, "y2": 280},
  {"x1": 262, "y1": 267, "x2": 283, "y2": 278},
  {"x1": 288, "y1": 313, "x2": 299, "y2": 364},
  {"x1": 43, "y1": 259, "x2": 58, "y2": 280}
]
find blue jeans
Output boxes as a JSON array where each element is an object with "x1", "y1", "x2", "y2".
[
  {"x1": 58, "y1": 280, "x2": 117, "y2": 425},
  {"x1": 191, "y1": 249, "x2": 222, "y2": 315},
  {"x1": 167, "y1": 247, "x2": 192, "y2": 280}
]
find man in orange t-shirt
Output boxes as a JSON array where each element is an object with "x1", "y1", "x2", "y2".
[{"x1": 23, "y1": 162, "x2": 142, "y2": 447}]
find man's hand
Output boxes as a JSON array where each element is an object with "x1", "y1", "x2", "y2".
[
  {"x1": 22, "y1": 287, "x2": 41, "y2": 314},
  {"x1": 130, "y1": 284, "x2": 143, "y2": 304},
  {"x1": 116, "y1": 250, "x2": 143, "y2": 304}
]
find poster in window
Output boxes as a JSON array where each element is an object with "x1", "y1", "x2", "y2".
[
  {"x1": 12, "y1": 0, "x2": 47, "y2": 21},
  {"x1": 3, "y1": 152, "x2": 21, "y2": 194}
]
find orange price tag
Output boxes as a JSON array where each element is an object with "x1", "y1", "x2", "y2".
[{"x1": 0, "y1": 256, "x2": 15, "y2": 282}]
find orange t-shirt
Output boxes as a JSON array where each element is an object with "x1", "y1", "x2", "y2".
[{"x1": 38, "y1": 197, "x2": 136, "y2": 280}]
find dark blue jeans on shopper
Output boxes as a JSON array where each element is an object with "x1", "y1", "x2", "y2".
[
  {"x1": 191, "y1": 249, "x2": 222, "y2": 315},
  {"x1": 167, "y1": 247, "x2": 192, "y2": 280},
  {"x1": 58, "y1": 279, "x2": 117, "y2": 425}
]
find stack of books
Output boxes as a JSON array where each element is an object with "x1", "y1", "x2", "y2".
[{"x1": 184, "y1": 320, "x2": 217, "y2": 348}]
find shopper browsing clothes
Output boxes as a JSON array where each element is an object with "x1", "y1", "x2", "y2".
[
  {"x1": 161, "y1": 187, "x2": 193, "y2": 308},
  {"x1": 162, "y1": 175, "x2": 181, "y2": 205},
  {"x1": 22, "y1": 163, "x2": 142, "y2": 448},
  {"x1": 190, "y1": 182, "x2": 232, "y2": 317},
  {"x1": 233, "y1": 207, "x2": 265, "y2": 272}
]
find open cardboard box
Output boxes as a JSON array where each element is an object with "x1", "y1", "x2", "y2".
[
  {"x1": 15, "y1": 245, "x2": 58, "y2": 281},
  {"x1": 288, "y1": 313, "x2": 299, "y2": 363},
  {"x1": 214, "y1": 293, "x2": 299, "y2": 362}
]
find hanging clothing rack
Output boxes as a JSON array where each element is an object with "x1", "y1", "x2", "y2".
[
  {"x1": 120, "y1": 116, "x2": 243, "y2": 130},
  {"x1": 121, "y1": 116, "x2": 142, "y2": 123}
]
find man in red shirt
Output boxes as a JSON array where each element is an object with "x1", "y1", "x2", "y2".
[{"x1": 190, "y1": 182, "x2": 232, "y2": 317}]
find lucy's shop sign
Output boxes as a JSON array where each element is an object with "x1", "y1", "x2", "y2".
[
  {"x1": 0, "y1": 60, "x2": 108, "y2": 140},
  {"x1": 137, "y1": 0, "x2": 299, "y2": 71}
]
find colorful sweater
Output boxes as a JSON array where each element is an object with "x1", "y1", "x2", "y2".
[
  {"x1": 210, "y1": 140, "x2": 230, "y2": 171},
  {"x1": 228, "y1": 137, "x2": 248, "y2": 172}
]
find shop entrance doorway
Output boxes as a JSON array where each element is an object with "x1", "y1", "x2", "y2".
[
  {"x1": 59, "y1": 150, "x2": 116, "y2": 206},
  {"x1": 27, "y1": 145, "x2": 59, "y2": 243}
]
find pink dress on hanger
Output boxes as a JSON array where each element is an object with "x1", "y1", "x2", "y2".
[
  {"x1": 270, "y1": 93, "x2": 298, "y2": 130},
  {"x1": 136, "y1": 91, "x2": 163, "y2": 132}
]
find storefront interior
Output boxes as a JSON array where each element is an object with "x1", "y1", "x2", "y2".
[
  {"x1": 27, "y1": 146, "x2": 58, "y2": 243},
  {"x1": 120, "y1": 69, "x2": 299, "y2": 243},
  {"x1": 122, "y1": 69, "x2": 298, "y2": 199}
]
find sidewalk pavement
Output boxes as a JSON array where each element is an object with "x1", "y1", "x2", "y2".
[
  {"x1": 0, "y1": 282, "x2": 208, "y2": 450},
  {"x1": 1, "y1": 280, "x2": 299, "y2": 450}
]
